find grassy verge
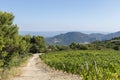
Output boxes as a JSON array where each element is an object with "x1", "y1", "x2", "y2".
[{"x1": 0, "y1": 54, "x2": 32, "y2": 80}]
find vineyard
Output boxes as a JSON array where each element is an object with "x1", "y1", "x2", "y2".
[{"x1": 40, "y1": 50, "x2": 120, "y2": 80}]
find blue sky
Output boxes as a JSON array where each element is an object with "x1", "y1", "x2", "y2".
[{"x1": 0, "y1": 0, "x2": 120, "y2": 32}]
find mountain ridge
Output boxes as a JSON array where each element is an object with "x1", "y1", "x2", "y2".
[{"x1": 45, "y1": 31, "x2": 120, "y2": 45}]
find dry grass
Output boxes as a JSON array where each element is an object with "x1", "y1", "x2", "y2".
[{"x1": 0, "y1": 56, "x2": 32, "y2": 80}]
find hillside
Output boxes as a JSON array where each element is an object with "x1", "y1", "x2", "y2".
[
  {"x1": 46, "y1": 31, "x2": 120, "y2": 45},
  {"x1": 89, "y1": 33, "x2": 105, "y2": 40},
  {"x1": 103, "y1": 31, "x2": 120, "y2": 40},
  {"x1": 92, "y1": 37, "x2": 120, "y2": 50},
  {"x1": 45, "y1": 32, "x2": 96, "y2": 45}
]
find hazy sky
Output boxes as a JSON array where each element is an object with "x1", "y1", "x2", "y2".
[{"x1": 0, "y1": 0, "x2": 120, "y2": 32}]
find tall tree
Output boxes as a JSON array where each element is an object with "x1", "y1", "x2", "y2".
[{"x1": 30, "y1": 36, "x2": 46, "y2": 53}]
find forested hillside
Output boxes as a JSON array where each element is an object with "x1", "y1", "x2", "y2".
[
  {"x1": 46, "y1": 31, "x2": 120, "y2": 45},
  {"x1": 0, "y1": 11, "x2": 46, "y2": 80},
  {"x1": 91, "y1": 37, "x2": 120, "y2": 50},
  {"x1": 45, "y1": 32, "x2": 96, "y2": 45}
]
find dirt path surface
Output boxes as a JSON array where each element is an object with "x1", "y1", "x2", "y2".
[{"x1": 11, "y1": 54, "x2": 82, "y2": 80}]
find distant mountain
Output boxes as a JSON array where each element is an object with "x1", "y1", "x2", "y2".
[
  {"x1": 89, "y1": 33, "x2": 105, "y2": 41},
  {"x1": 45, "y1": 32, "x2": 96, "y2": 45},
  {"x1": 103, "y1": 31, "x2": 120, "y2": 40},
  {"x1": 46, "y1": 31, "x2": 120, "y2": 45}
]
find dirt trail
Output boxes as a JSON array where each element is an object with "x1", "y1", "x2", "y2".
[{"x1": 11, "y1": 54, "x2": 82, "y2": 80}]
